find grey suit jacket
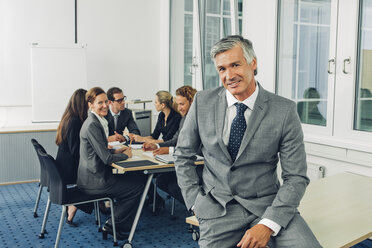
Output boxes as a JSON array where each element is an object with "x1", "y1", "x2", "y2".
[
  {"x1": 174, "y1": 83, "x2": 309, "y2": 229},
  {"x1": 77, "y1": 112, "x2": 128, "y2": 192}
]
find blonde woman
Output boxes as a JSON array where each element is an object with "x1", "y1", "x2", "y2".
[{"x1": 134, "y1": 91, "x2": 181, "y2": 143}]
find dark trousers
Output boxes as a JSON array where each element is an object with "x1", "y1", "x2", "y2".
[
  {"x1": 157, "y1": 172, "x2": 185, "y2": 206},
  {"x1": 82, "y1": 172, "x2": 145, "y2": 230}
]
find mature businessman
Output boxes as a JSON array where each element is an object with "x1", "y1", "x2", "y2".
[{"x1": 174, "y1": 35, "x2": 321, "y2": 248}]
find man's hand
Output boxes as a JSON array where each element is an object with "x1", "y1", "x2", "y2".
[
  {"x1": 114, "y1": 131, "x2": 125, "y2": 142},
  {"x1": 143, "y1": 143, "x2": 158, "y2": 151},
  {"x1": 122, "y1": 146, "x2": 132, "y2": 158},
  {"x1": 128, "y1": 133, "x2": 136, "y2": 142},
  {"x1": 153, "y1": 147, "x2": 169, "y2": 155},
  {"x1": 236, "y1": 224, "x2": 273, "y2": 248}
]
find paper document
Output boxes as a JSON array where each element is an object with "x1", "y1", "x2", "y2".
[
  {"x1": 130, "y1": 144, "x2": 143, "y2": 149},
  {"x1": 142, "y1": 152, "x2": 154, "y2": 158}
]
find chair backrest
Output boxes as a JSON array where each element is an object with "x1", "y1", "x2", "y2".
[
  {"x1": 31, "y1": 139, "x2": 48, "y2": 186},
  {"x1": 38, "y1": 149, "x2": 67, "y2": 205}
]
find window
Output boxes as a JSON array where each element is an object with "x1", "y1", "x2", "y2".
[
  {"x1": 277, "y1": 0, "x2": 372, "y2": 146},
  {"x1": 169, "y1": 0, "x2": 242, "y2": 93},
  {"x1": 355, "y1": 0, "x2": 372, "y2": 132},
  {"x1": 277, "y1": 0, "x2": 332, "y2": 128}
]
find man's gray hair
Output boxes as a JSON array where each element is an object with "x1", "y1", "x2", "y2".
[{"x1": 210, "y1": 35, "x2": 257, "y2": 75}]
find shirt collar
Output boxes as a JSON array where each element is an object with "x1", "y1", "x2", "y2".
[
  {"x1": 91, "y1": 110, "x2": 108, "y2": 125},
  {"x1": 225, "y1": 82, "x2": 259, "y2": 110},
  {"x1": 109, "y1": 107, "x2": 120, "y2": 117}
]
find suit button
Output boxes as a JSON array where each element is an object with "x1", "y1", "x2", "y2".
[{"x1": 230, "y1": 167, "x2": 235, "y2": 171}]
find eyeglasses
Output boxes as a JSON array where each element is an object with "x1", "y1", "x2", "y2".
[{"x1": 113, "y1": 96, "x2": 127, "y2": 103}]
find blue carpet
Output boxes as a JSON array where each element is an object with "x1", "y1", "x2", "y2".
[
  {"x1": 2, "y1": 183, "x2": 372, "y2": 248},
  {"x1": 0, "y1": 182, "x2": 198, "y2": 248}
]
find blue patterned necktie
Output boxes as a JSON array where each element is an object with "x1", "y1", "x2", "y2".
[{"x1": 227, "y1": 103, "x2": 248, "y2": 162}]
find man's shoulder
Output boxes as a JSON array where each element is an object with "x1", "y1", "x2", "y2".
[
  {"x1": 195, "y1": 87, "x2": 224, "y2": 102},
  {"x1": 120, "y1": 108, "x2": 134, "y2": 118}
]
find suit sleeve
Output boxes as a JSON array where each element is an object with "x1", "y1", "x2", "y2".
[
  {"x1": 126, "y1": 110, "x2": 141, "y2": 135},
  {"x1": 174, "y1": 94, "x2": 202, "y2": 210},
  {"x1": 86, "y1": 122, "x2": 128, "y2": 164},
  {"x1": 261, "y1": 102, "x2": 309, "y2": 228}
]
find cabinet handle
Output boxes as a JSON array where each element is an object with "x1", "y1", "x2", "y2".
[
  {"x1": 343, "y1": 57, "x2": 351, "y2": 74},
  {"x1": 328, "y1": 58, "x2": 335, "y2": 74}
]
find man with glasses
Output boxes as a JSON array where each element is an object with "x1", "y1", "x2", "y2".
[{"x1": 106, "y1": 87, "x2": 141, "y2": 143}]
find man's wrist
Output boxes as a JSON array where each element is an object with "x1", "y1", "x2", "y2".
[{"x1": 258, "y1": 218, "x2": 281, "y2": 236}]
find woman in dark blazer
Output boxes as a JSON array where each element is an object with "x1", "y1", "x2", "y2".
[
  {"x1": 134, "y1": 90, "x2": 181, "y2": 143},
  {"x1": 77, "y1": 87, "x2": 145, "y2": 240},
  {"x1": 56, "y1": 88, "x2": 88, "y2": 226}
]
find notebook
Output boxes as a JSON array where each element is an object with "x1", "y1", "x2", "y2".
[
  {"x1": 155, "y1": 154, "x2": 204, "y2": 164},
  {"x1": 115, "y1": 160, "x2": 158, "y2": 168}
]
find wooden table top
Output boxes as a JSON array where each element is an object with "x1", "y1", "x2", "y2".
[{"x1": 299, "y1": 173, "x2": 372, "y2": 248}]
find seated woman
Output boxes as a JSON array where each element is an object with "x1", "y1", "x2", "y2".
[
  {"x1": 134, "y1": 91, "x2": 182, "y2": 143},
  {"x1": 56, "y1": 88, "x2": 90, "y2": 226},
  {"x1": 143, "y1": 86, "x2": 198, "y2": 205},
  {"x1": 77, "y1": 87, "x2": 145, "y2": 240}
]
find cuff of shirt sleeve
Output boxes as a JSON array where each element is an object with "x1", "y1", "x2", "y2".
[
  {"x1": 169, "y1": 146, "x2": 174, "y2": 154},
  {"x1": 156, "y1": 143, "x2": 160, "y2": 149},
  {"x1": 258, "y1": 218, "x2": 281, "y2": 236},
  {"x1": 124, "y1": 135, "x2": 130, "y2": 142}
]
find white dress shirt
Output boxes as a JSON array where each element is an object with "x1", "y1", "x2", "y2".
[{"x1": 223, "y1": 84, "x2": 281, "y2": 236}]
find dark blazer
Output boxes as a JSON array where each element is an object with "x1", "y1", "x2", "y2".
[
  {"x1": 152, "y1": 108, "x2": 182, "y2": 141},
  {"x1": 159, "y1": 117, "x2": 185, "y2": 147},
  {"x1": 105, "y1": 108, "x2": 141, "y2": 136},
  {"x1": 175, "y1": 83, "x2": 309, "y2": 229},
  {"x1": 77, "y1": 112, "x2": 128, "y2": 192},
  {"x1": 56, "y1": 116, "x2": 82, "y2": 184}
]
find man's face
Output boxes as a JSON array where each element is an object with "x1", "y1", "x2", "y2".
[
  {"x1": 176, "y1": 95, "x2": 191, "y2": 116},
  {"x1": 215, "y1": 45, "x2": 257, "y2": 101},
  {"x1": 109, "y1": 92, "x2": 125, "y2": 114}
]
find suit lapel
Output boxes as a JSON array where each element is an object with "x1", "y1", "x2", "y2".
[
  {"x1": 236, "y1": 84, "x2": 269, "y2": 161},
  {"x1": 215, "y1": 88, "x2": 232, "y2": 162},
  {"x1": 106, "y1": 112, "x2": 115, "y2": 133}
]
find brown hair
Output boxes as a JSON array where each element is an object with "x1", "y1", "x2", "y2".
[
  {"x1": 107, "y1": 87, "x2": 123, "y2": 101},
  {"x1": 156, "y1": 91, "x2": 178, "y2": 113},
  {"x1": 56, "y1": 89, "x2": 88, "y2": 145},
  {"x1": 86, "y1": 87, "x2": 105, "y2": 104},
  {"x1": 176, "y1": 86, "x2": 197, "y2": 103}
]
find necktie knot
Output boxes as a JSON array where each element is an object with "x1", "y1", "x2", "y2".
[{"x1": 235, "y1": 103, "x2": 248, "y2": 116}]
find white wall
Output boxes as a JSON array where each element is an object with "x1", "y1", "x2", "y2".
[
  {"x1": 243, "y1": 0, "x2": 277, "y2": 92},
  {"x1": 0, "y1": 0, "x2": 166, "y2": 129}
]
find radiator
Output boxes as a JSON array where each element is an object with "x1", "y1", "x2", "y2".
[{"x1": 0, "y1": 131, "x2": 57, "y2": 184}]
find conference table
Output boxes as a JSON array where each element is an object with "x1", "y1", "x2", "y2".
[{"x1": 111, "y1": 149, "x2": 203, "y2": 248}]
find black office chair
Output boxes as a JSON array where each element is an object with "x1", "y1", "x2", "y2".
[
  {"x1": 37, "y1": 148, "x2": 119, "y2": 247},
  {"x1": 31, "y1": 139, "x2": 49, "y2": 218}
]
